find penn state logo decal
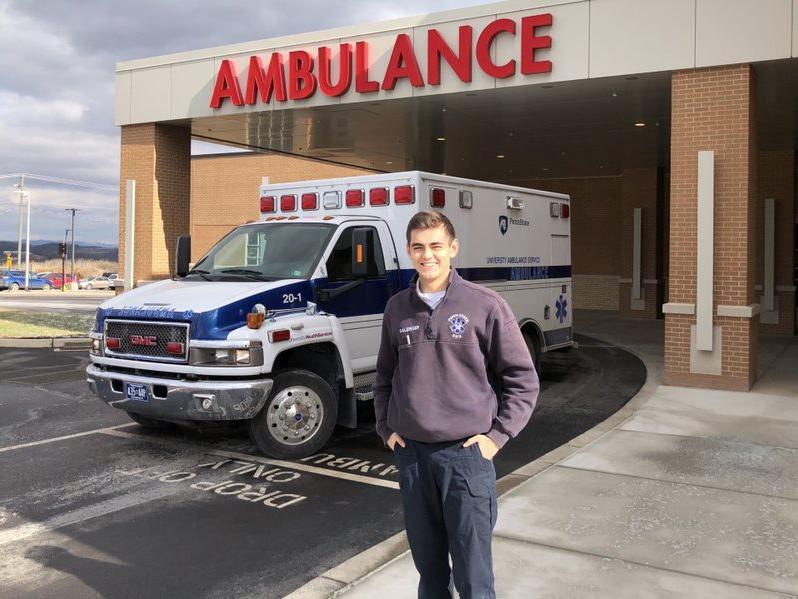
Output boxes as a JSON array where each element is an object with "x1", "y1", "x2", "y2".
[
  {"x1": 498, "y1": 215, "x2": 508, "y2": 235},
  {"x1": 448, "y1": 313, "x2": 470, "y2": 339}
]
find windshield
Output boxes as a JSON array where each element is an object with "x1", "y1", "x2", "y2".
[{"x1": 190, "y1": 222, "x2": 335, "y2": 281}]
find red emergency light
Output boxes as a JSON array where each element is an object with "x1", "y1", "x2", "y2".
[
  {"x1": 346, "y1": 189, "x2": 364, "y2": 207},
  {"x1": 260, "y1": 195, "x2": 276, "y2": 213},
  {"x1": 395, "y1": 185, "x2": 415, "y2": 204},
  {"x1": 561, "y1": 203, "x2": 570, "y2": 218},
  {"x1": 301, "y1": 192, "x2": 318, "y2": 210},
  {"x1": 369, "y1": 188, "x2": 389, "y2": 206},
  {"x1": 430, "y1": 188, "x2": 446, "y2": 208},
  {"x1": 280, "y1": 194, "x2": 297, "y2": 212}
]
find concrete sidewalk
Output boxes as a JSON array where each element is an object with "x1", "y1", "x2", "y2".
[{"x1": 320, "y1": 312, "x2": 798, "y2": 598}]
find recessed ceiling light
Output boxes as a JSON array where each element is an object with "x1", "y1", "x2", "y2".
[
  {"x1": 385, "y1": 161, "x2": 393, "y2": 165},
  {"x1": 634, "y1": 122, "x2": 646, "y2": 127},
  {"x1": 436, "y1": 137, "x2": 446, "y2": 141},
  {"x1": 542, "y1": 167, "x2": 550, "y2": 171},
  {"x1": 441, "y1": 107, "x2": 447, "y2": 112},
  {"x1": 611, "y1": 92, "x2": 618, "y2": 97},
  {"x1": 496, "y1": 154, "x2": 505, "y2": 159}
]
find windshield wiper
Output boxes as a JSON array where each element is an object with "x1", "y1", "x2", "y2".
[
  {"x1": 186, "y1": 268, "x2": 213, "y2": 281},
  {"x1": 219, "y1": 268, "x2": 270, "y2": 281}
]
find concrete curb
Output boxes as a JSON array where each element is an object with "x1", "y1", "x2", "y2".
[
  {"x1": 0, "y1": 337, "x2": 91, "y2": 350},
  {"x1": 285, "y1": 338, "x2": 659, "y2": 599}
]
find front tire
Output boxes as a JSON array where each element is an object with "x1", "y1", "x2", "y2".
[
  {"x1": 85, "y1": 284, "x2": 93, "y2": 290},
  {"x1": 42, "y1": 283, "x2": 50, "y2": 291},
  {"x1": 249, "y1": 370, "x2": 337, "y2": 459},
  {"x1": 9, "y1": 283, "x2": 19, "y2": 292}
]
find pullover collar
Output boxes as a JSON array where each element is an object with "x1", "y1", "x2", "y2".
[{"x1": 410, "y1": 268, "x2": 463, "y2": 311}]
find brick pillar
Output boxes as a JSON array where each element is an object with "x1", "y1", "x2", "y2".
[
  {"x1": 757, "y1": 150, "x2": 795, "y2": 335},
  {"x1": 619, "y1": 168, "x2": 659, "y2": 318},
  {"x1": 664, "y1": 64, "x2": 758, "y2": 391},
  {"x1": 118, "y1": 123, "x2": 191, "y2": 283}
]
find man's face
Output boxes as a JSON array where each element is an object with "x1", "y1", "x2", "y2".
[{"x1": 407, "y1": 225, "x2": 459, "y2": 288}]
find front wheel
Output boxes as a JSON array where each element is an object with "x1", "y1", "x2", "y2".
[
  {"x1": 9, "y1": 283, "x2": 19, "y2": 292},
  {"x1": 249, "y1": 370, "x2": 337, "y2": 459},
  {"x1": 85, "y1": 284, "x2": 93, "y2": 290},
  {"x1": 42, "y1": 283, "x2": 50, "y2": 291}
]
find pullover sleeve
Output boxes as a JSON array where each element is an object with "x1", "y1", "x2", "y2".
[
  {"x1": 485, "y1": 301, "x2": 540, "y2": 448},
  {"x1": 373, "y1": 311, "x2": 396, "y2": 444}
]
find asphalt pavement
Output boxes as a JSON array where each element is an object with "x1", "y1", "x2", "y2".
[
  {"x1": 0, "y1": 334, "x2": 645, "y2": 599},
  {"x1": 0, "y1": 290, "x2": 112, "y2": 314}
]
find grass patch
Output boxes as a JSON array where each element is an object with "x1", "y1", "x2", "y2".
[
  {"x1": 0, "y1": 311, "x2": 95, "y2": 338},
  {"x1": 30, "y1": 259, "x2": 117, "y2": 279}
]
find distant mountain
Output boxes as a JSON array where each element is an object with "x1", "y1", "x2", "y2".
[{"x1": 0, "y1": 241, "x2": 117, "y2": 261}]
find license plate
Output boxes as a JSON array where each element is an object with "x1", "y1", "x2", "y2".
[{"x1": 125, "y1": 383, "x2": 148, "y2": 402}]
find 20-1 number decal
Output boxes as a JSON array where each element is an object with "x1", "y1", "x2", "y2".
[{"x1": 282, "y1": 293, "x2": 303, "y2": 304}]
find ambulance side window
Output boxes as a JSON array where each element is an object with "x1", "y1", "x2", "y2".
[{"x1": 326, "y1": 227, "x2": 385, "y2": 281}]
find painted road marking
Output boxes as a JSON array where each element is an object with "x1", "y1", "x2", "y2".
[
  {"x1": 0, "y1": 484, "x2": 182, "y2": 548},
  {"x1": 101, "y1": 428, "x2": 400, "y2": 490},
  {"x1": 0, "y1": 423, "x2": 136, "y2": 454}
]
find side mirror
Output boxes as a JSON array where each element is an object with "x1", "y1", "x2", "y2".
[
  {"x1": 175, "y1": 235, "x2": 191, "y2": 277},
  {"x1": 352, "y1": 228, "x2": 371, "y2": 279}
]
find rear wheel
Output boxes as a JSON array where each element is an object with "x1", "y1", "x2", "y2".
[
  {"x1": 523, "y1": 330, "x2": 544, "y2": 379},
  {"x1": 127, "y1": 412, "x2": 174, "y2": 431},
  {"x1": 9, "y1": 283, "x2": 19, "y2": 292},
  {"x1": 42, "y1": 283, "x2": 50, "y2": 291},
  {"x1": 249, "y1": 370, "x2": 337, "y2": 459},
  {"x1": 85, "y1": 284, "x2": 93, "y2": 290}
]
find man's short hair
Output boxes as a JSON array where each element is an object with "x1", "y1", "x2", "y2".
[{"x1": 406, "y1": 210, "x2": 456, "y2": 244}]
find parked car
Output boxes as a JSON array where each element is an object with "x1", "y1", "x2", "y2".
[
  {"x1": 79, "y1": 276, "x2": 112, "y2": 290},
  {"x1": 0, "y1": 270, "x2": 52, "y2": 291},
  {"x1": 43, "y1": 273, "x2": 80, "y2": 288}
]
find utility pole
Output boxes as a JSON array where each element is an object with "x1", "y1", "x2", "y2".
[
  {"x1": 24, "y1": 192, "x2": 30, "y2": 290},
  {"x1": 62, "y1": 229, "x2": 70, "y2": 291},
  {"x1": 65, "y1": 208, "x2": 78, "y2": 281},
  {"x1": 15, "y1": 175, "x2": 24, "y2": 268}
]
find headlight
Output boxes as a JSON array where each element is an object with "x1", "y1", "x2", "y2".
[
  {"x1": 190, "y1": 342, "x2": 263, "y2": 367},
  {"x1": 214, "y1": 348, "x2": 251, "y2": 365}
]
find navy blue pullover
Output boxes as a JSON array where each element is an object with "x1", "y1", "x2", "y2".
[{"x1": 374, "y1": 269, "x2": 539, "y2": 448}]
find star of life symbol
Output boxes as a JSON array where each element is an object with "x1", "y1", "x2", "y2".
[
  {"x1": 448, "y1": 313, "x2": 470, "y2": 339},
  {"x1": 556, "y1": 295, "x2": 568, "y2": 323}
]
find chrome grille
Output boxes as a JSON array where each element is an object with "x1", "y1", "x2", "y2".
[{"x1": 104, "y1": 319, "x2": 190, "y2": 363}]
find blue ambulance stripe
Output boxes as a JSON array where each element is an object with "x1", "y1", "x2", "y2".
[{"x1": 96, "y1": 265, "x2": 571, "y2": 340}]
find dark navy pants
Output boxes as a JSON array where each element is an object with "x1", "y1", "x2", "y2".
[{"x1": 394, "y1": 438, "x2": 498, "y2": 599}]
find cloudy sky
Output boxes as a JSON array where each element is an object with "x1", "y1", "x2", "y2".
[{"x1": 0, "y1": 0, "x2": 484, "y2": 245}]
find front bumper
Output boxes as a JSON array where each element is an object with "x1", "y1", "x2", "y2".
[{"x1": 86, "y1": 364, "x2": 273, "y2": 421}]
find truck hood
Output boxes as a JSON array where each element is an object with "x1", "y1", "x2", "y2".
[{"x1": 99, "y1": 278, "x2": 295, "y2": 314}]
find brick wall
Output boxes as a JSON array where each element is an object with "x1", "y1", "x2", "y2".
[
  {"x1": 665, "y1": 64, "x2": 758, "y2": 391},
  {"x1": 119, "y1": 123, "x2": 191, "y2": 282},
  {"x1": 190, "y1": 153, "x2": 374, "y2": 259}
]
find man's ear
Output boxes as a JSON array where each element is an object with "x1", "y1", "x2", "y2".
[
  {"x1": 450, "y1": 238, "x2": 460, "y2": 258},
  {"x1": 406, "y1": 244, "x2": 412, "y2": 258}
]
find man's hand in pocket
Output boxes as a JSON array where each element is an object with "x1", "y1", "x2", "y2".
[{"x1": 388, "y1": 432, "x2": 406, "y2": 451}]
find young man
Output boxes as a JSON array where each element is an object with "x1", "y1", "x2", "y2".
[{"x1": 374, "y1": 210, "x2": 540, "y2": 599}]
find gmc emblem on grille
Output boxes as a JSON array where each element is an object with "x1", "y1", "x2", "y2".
[{"x1": 130, "y1": 335, "x2": 157, "y2": 346}]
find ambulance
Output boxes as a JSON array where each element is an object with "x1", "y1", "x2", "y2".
[{"x1": 86, "y1": 172, "x2": 573, "y2": 458}]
